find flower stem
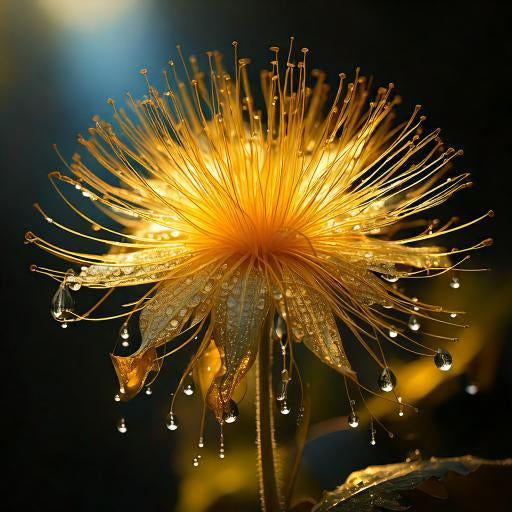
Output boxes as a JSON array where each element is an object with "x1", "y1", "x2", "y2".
[{"x1": 255, "y1": 313, "x2": 283, "y2": 511}]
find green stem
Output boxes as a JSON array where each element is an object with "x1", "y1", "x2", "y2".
[{"x1": 255, "y1": 313, "x2": 283, "y2": 511}]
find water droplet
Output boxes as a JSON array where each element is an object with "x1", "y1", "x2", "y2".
[
  {"x1": 382, "y1": 274, "x2": 399, "y2": 283},
  {"x1": 348, "y1": 412, "x2": 359, "y2": 428},
  {"x1": 378, "y1": 367, "x2": 397, "y2": 392},
  {"x1": 222, "y1": 400, "x2": 239, "y2": 423},
  {"x1": 280, "y1": 400, "x2": 291, "y2": 415},
  {"x1": 165, "y1": 413, "x2": 178, "y2": 430},
  {"x1": 450, "y1": 312, "x2": 457, "y2": 318},
  {"x1": 183, "y1": 383, "x2": 195, "y2": 396},
  {"x1": 61, "y1": 322, "x2": 68, "y2": 329},
  {"x1": 450, "y1": 275, "x2": 460, "y2": 289},
  {"x1": 408, "y1": 315, "x2": 421, "y2": 331},
  {"x1": 51, "y1": 283, "x2": 75, "y2": 321},
  {"x1": 198, "y1": 436, "x2": 204, "y2": 448},
  {"x1": 67, "y1": 275, "x2": 82, "y2": 291},
  {"x1": 114, "y1": 393, "x2": 121, "y2": 402},
  {"x1": 465, "y1": 383, "x2": 478, "y2": 395},
  {"x1": 119, "y1": 324, "x2": 130, "y2": 340},
  {"x1": 273, "y1": 289, "x2": 283, "y2": 300},
  {"x1": 389, "y1": 327, "x2": 398, "y2": 338},
  {"x1": 145, "y1": 386, "x2": 152, "y2": 395},
  {"x1": 117, "y1": 418, "x2": 127, "y2": 433},
  {"x1": 434, "y1": 349, "x2": 452, "y2": 371},
  {"x1": 193, "y1": 457, "x2": 199, "y2": 467},
  {"x1": 275, "y1": 315, "x2": 286, "y2": 339}
]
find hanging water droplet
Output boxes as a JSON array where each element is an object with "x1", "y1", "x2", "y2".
[
  {"x1": 275, "y1": 314, "x2": 286, "y2": 339},
  {"x1": 114, "y1": 393, "x2": 121, "y2": 402},
  {"x1": 198, "y1": 436, "x2": 204, "y2": 448},
  {"x1": 450, "y1": 312, "x2": 457, "y2": 318},
  {"x1": 280, "y1": 400, "x2": 291, "y2": 415},
  {"x1": 165, "y1": 413, "x2": 178, "y2": 431},
  {"x1": 348, "y1": 412, "x2": 359, "y2": 428},
  {"x1": 389, "y1": 326, "x2": 398, "y2": 338},
  {"x1": 450, "y1": 274, "x2": 460, "y2": 289},
  {"x1": 145, "y1": 386, "x2": 152, "y2": 395},
  {"x1": 222, "y1": 399, "x2": 239, "y2": 424},
  {"x1": 193, "y1": 457, "x2": 199, "y2": 467},
  {"x1": 378, "y1": 367, "x2": 397, "y2": 392},
  {"x1": 61, "y1": 322, "x2": 68, "y2": 329},
  {"x1": 382, "y1": 274, "x2": 399, "y2": 283},
  {"x1": 51, "y1": 283, "x2": 75, "y2": 322},
  {"x1": 119, "y1": 324, "x2": 130, "y2": 340},
  {"x1": 370, "y1": 421, "x2": 376, "y2": 445},
  {"x1": 408, "y1": 315, "x2": 421, "y2": 331},
  {"x1": 219, "y1": 449, "x2": 225, "y2": 459},
  {"x1": 117, "y1": 417, "x2": 127, "y2": 434},
  {"x1": 434, "y1": 349, "x2": 452, "y2": 371},
  {"x1": 183, "y1": 383, "x2": 195, "y2": 396}
]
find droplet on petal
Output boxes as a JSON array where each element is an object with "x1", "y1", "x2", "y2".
[{"x1": 222, "y1": 399, "x2": 239, "y2": 423}]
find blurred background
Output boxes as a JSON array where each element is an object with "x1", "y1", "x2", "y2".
[{"x1": 2, "y1": 1, "x2": 511, "y2": 511}]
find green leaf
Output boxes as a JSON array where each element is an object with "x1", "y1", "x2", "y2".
[{"x1": 311, "y1": 455, "x2": 512, "y2": 512}]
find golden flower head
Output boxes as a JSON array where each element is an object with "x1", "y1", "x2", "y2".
[{"x1": 28, "y1": 40, "x2": 492, "y2": 432}]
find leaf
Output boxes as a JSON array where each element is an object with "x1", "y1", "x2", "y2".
[{"x1": 311, "y1": 455, "x2": 512, "y2": 512}]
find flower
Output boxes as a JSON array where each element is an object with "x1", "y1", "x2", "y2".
[{"x1": 28, "y1": 41, "x2": 492, "y2": 426}]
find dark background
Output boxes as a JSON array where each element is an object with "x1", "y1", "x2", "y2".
[{"x1": 2, "y1": 1, "x2": 511, "y2": 511}]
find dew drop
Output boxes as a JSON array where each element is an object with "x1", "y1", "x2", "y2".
[
  {"x1": 378, "y1": 367, "x2": 397, "y2": 392},
  {"x1": 280, "y1": 400, "x2": 291, "y2": 415},
  {"x1": 389, "y1": 326, "x2": 398, "y2": 338},
  {"x1": 114, "y1": 393, "x2": 121, "y2": 402},
  {"x1": 348, "y1": 412, "x2": 359, "y2": 428},
  {"x1": 61, "y1": 322, "x2": 68, "y2": 329},
  {"x1": 434, "y1": 349, "x2": 452, "y2": 371},
  {"x1": 465, "y1": 383, "x2": 478, "y2": 395},
  {"x1": 275, "y1": 314, "x2": 287, "y2": 339},
  {"x1": 165, "y1": 413, "x2": 178, "y2": 431},
  {"x1": 67, "y1": 275, "x2": 82, "y2": 291},
  {"x1": 450, "y1": 275, "x2": 460, "y2": 289},
  {"x1": 119, "y1": 324, "x2": 130, "y2": 340},
  {"x1": 193, "y1": 457, "x2": 199, "y2": 467},
  {"x1": 382, "y1": 274, "x2": 399, "y2": 283},
  {"x1": 183, "y1": 383, "x2": 195, "y2": 396},
  {"x1": 51, "y1": 283, "x2": 75, "y2": 322},
  {"x1": 222, "y1": 399, "x2": 239, "y2": 424},
  {"x1": 145, "y1": 386, "x2": 152, "y2": 396},
  {"x1": 408, "y1": 315, "x2": 421, "y2": 331},
  {"x1": 117, "y1": 417, "x2": 127, "y2": 434}
]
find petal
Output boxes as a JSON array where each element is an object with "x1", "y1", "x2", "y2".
[
  {"x1": 110, "y1": 348, "x2": 157, "y2": 400},
  {"x1": 207, "y1": 266, "x2": 269, "y2": 420},
  {"x1": 78, "y1": 247, "x2": 192, "y2": 287},
  {"x1": 282, "y1": 270, "x2": 354, "y2": 377},
  {"x1": 138, "y1": 261, "x2": 223, "y2": 351},
  {"x1": 110, "y1": 261, "x2": 225, "y2": 399}
]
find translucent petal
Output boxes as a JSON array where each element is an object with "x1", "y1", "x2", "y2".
[
  {"x1": 78, "y1": 247, "x2": 191, "y2": 287},
  {"x1": 207, "y1": 267, "x2": 269, "y2": 420},
  {"x1": 110, "y1": 348, "x2": 157, "y2": 400},
  {"x1": 138, "y1": 262, "x2": 223, "y2": 351},
  {"x1": 282, "y1": 270, "x2": 354, "y2": 377}
]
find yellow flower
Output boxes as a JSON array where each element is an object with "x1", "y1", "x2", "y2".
[{"x1": 28, "y1": 41, "x2": 492, "y2": 426}]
